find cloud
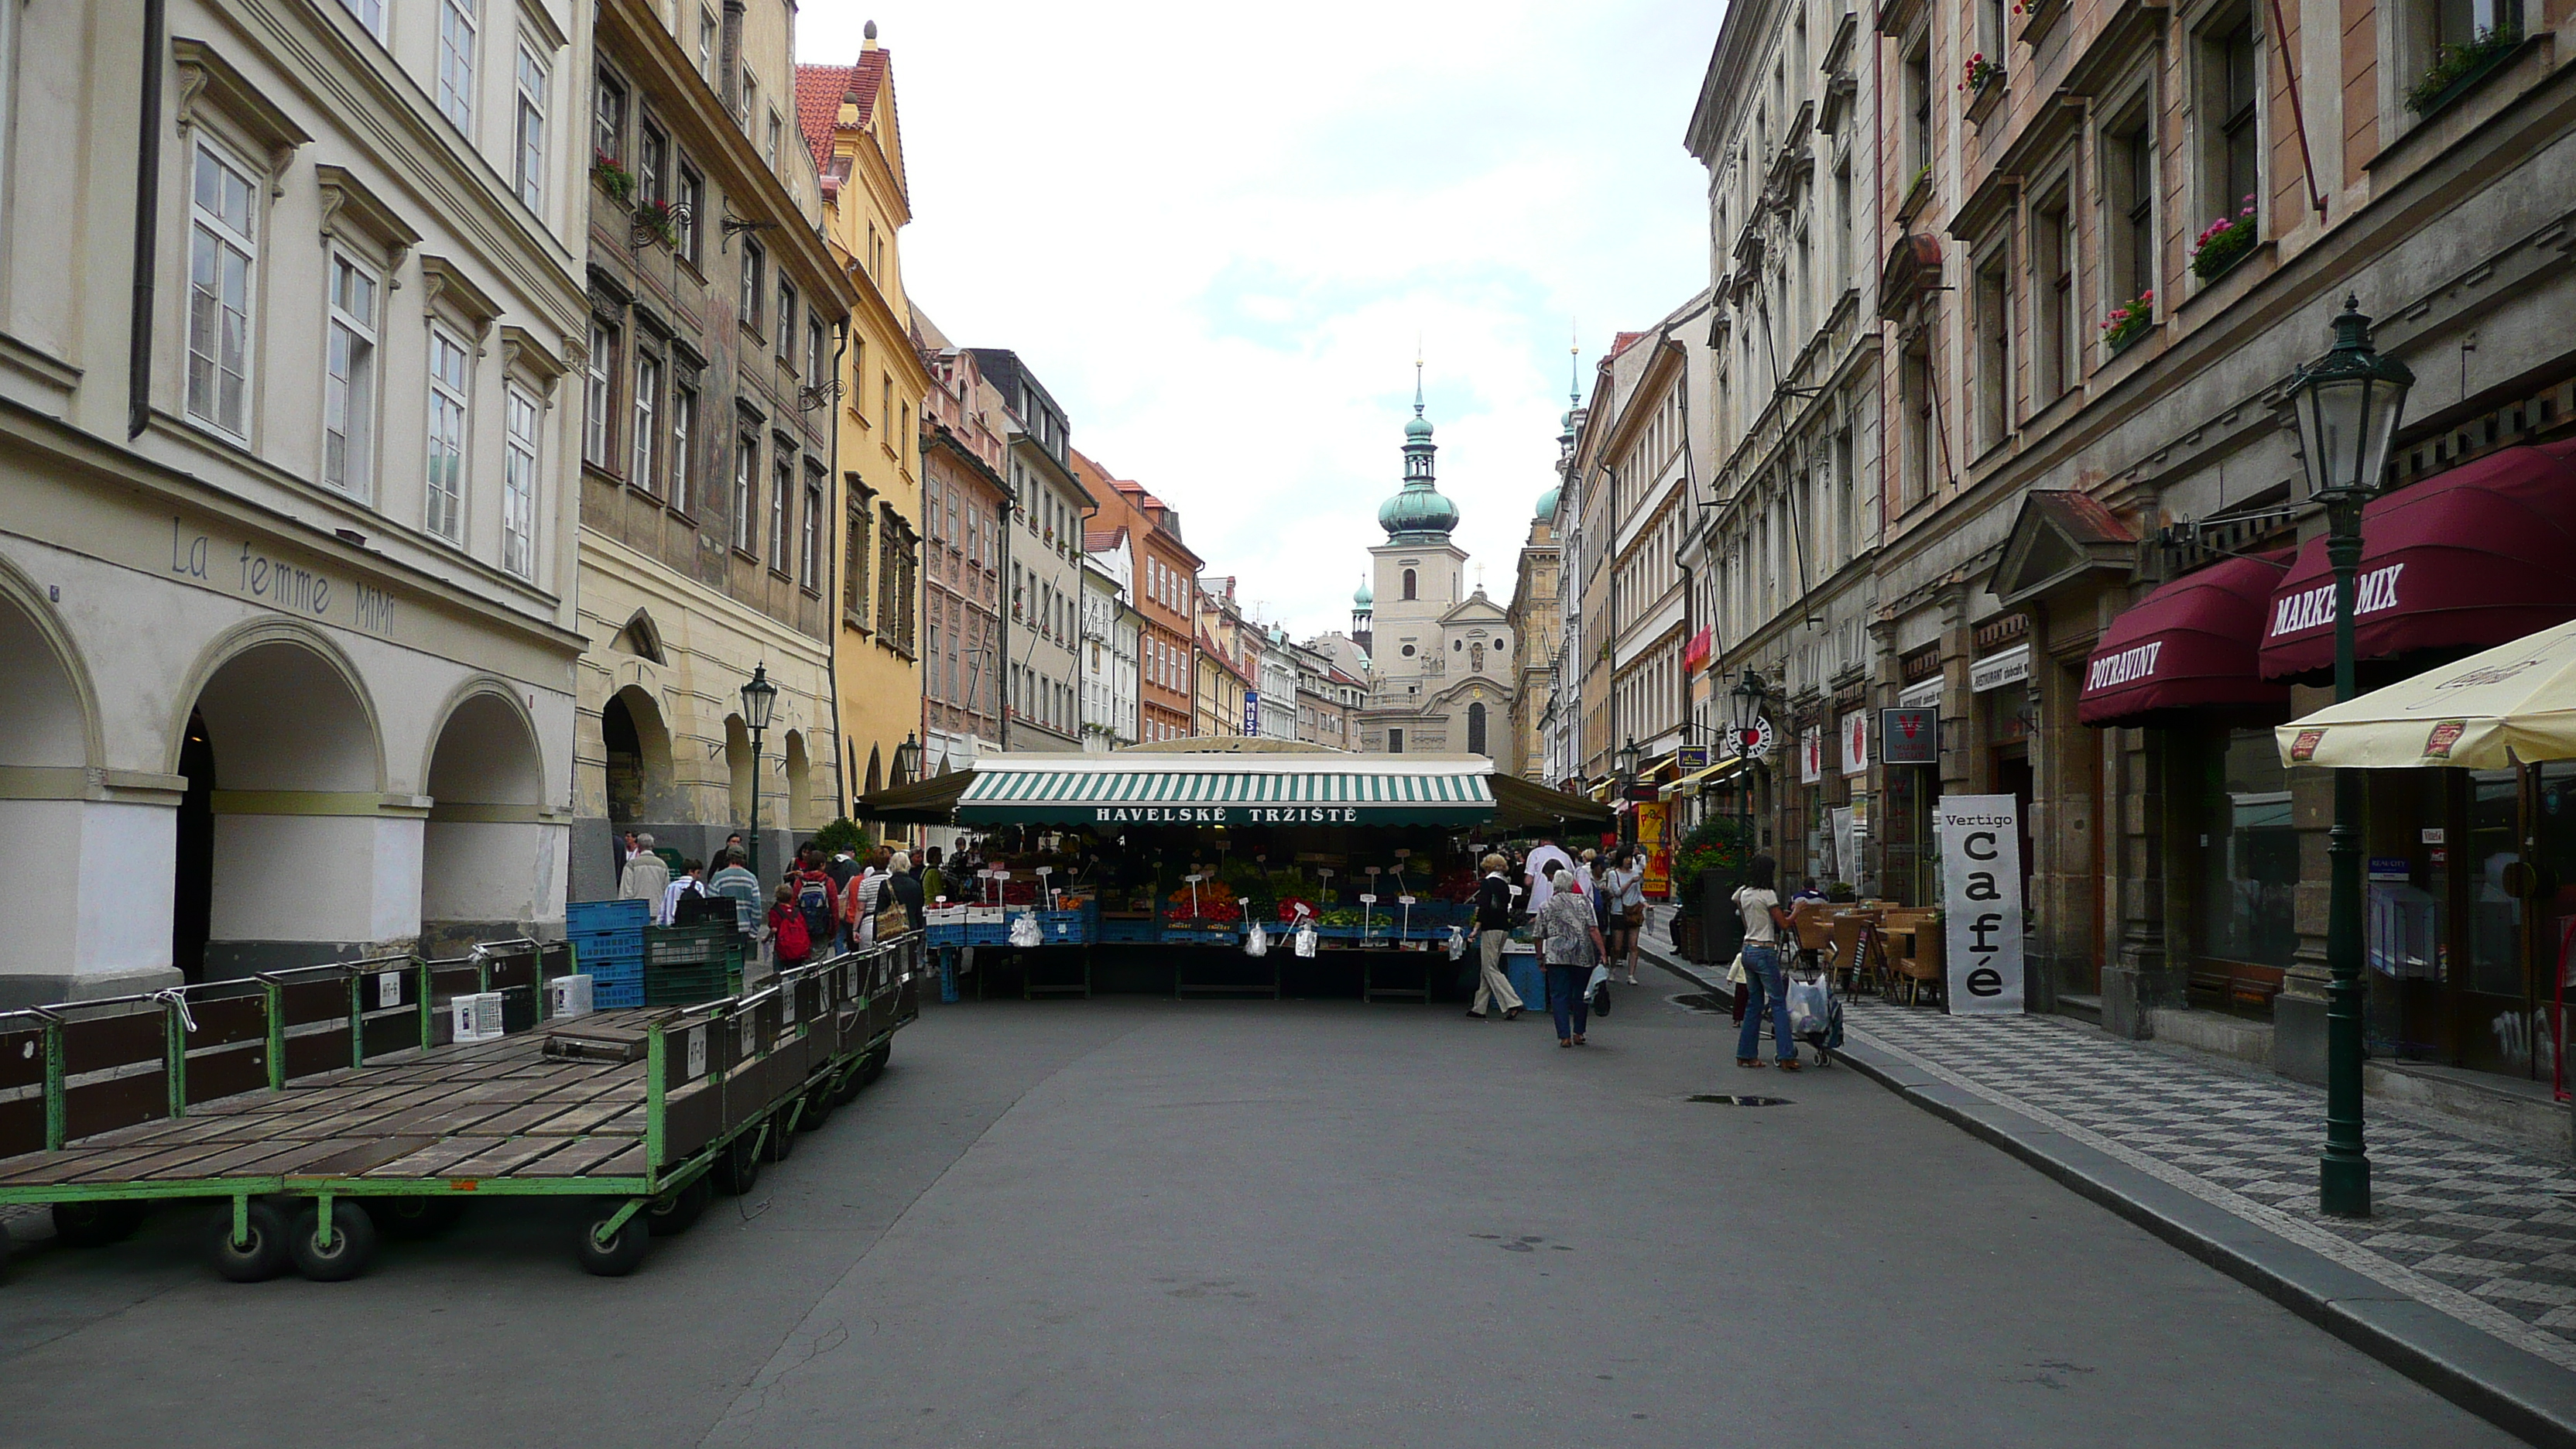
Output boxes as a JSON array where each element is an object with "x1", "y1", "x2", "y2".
[{"x1": 800, "y1": 0, "x2": 1714, "y2": 637}]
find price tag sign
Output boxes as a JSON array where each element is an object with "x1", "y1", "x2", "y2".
[
  {"x1": 1397, "y1": 896, "x2": 1417, "y2": 906},
  {"x1": 378, "y1": 971, "x2": 402, "y2": 1010},
  {"x1": 738, "y1": 1012, "x2": 756, "y2": 1061},
  {"x1": 1359, "y1": 893, "x2": 1379, "y2": 906},
  {"x1": 685, "y1": 1026, "x2": 707, "y2": 1081}
]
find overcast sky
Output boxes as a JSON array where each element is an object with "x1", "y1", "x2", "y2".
[{"x1": 797, "y1": 2, "x2": 1715, "y2": 640}]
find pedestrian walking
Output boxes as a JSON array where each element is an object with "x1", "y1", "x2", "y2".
[
  {"x1": 1533, "y1": 862, "x2": 1606, "y2": 1048},
  {"x1": 1604, "y1": 848, "x2": 1646, "y2": 985},
  {"x1": 661, "y1": 858, "x2": 708, "y2": 926},
  {"x1": 1524, "y1": 837, "x2": 1575, "y2": 912},
  {"x1": 879, "y1": 850, "x2": 925, "y2": 936},
  {"x1": 1465, "y1": 852, "x2": 1526, "y2": 1021},
  {"x1": 707, "y1": 850, "x2": 761, "y2": 932},
  {"x1": 1734, "y1": 854, "x2": 1799, "y2": 1072},
  {"x1": 619, "y1": 834, "x2": 670, "y2": 922},
  {"x1": 920, "y1": 846, "x2": 947, "y2": 904},
  {"x1": 842, "y1": 850, "x2": 889, "y2": 949},
  {"x1": 790, "y1": 847, "x2": 838, "y2": 957},
  {"x1": 768, "y1": 883, "x2": 813, "y2": 969}
]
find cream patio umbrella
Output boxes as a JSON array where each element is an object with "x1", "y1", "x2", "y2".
[{"x1": 2276, "y1": 615, "x2": 2576, "y2": 769}]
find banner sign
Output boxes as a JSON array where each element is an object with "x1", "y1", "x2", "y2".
[
  {"x1": 1800, "y1": 725, "x2": 1824, "y2": 784},
  {"x1": 1243, "y1": 691, "x2": 1259, "y2": 735},
  {"x1": 1637, "y1": 800, "x2": 1671, "y2": 899},
  {"x1": 1970, "y1": 644, "x2": 2031, "y2": 694},
  {"x1": 1936, "y1": 794, "x2": 2025, "y2": 1015},
  {"x1": 1881, "y1": 707, "x2": 1938, "y2": 765},
  {"x1": 1677, "y1": 745, "x2": 1711, "y2": 771},
  {"x1": 1841, "y1": 711, "x2": 1869, "y2": 776}
]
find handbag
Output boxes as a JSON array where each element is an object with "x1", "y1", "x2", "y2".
[
  {"x1": 1727, "y1": 952, "x2": 1748, "y2": 985},
  {"x1": 1586, "y1": 964, "x2": 1613, "y2": 1016}
]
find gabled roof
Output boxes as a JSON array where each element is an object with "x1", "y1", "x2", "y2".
[
  {"x1": 795, "y1": 50, "x2": 892, "y2": 181},
  {"x1": 1082, "y1": 526, "x2": 1128, "y2": 553}
]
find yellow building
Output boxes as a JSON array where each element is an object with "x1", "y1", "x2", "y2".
[{"x1": 800, "y1": 26, "x2": 933, "y2": 811}]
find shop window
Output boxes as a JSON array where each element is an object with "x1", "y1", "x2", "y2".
[
  {"x1": 2466, "y1": 769, "x2": 2521, "y2": 999},
  {"x1": 2197, "y1": 728, "x2": 2298, "y2": 969}
]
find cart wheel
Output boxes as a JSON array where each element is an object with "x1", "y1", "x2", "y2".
[
  {"x1": 375, "y1": 1197, "x2": 468, "y2": 1240},
  {"x1": 796, "y1": 1083, "x2": 836, "y2": 1132},
  {"x1": 712, "y1": 1131, "x2": 762, "y2": 1196},
  {"x1": 208, "y1": 1201, "x2": 289, "y2": 1283},
  {"x1": 51, "y1": 1200, "x2": 146, "y2": 1249},
  {"x1": 829, "y1": 1061, "x2": 866, "y2": 1108},
  {"x1": 287, "y1": 1201, "x2": 378, "y2": 1283},
  {"x1": 1812, "y1": 1044, "x2": 1833, "y2": 1068},
  {"x1": 576, "y1": 1208, "x2": 651, "y2": 1276},
  {"x1": 645, "y1": 1177, "x2": 712, "y2": 1237},
  {"x1": 859, "y1": 1042, "x2": 890, "y2": 1084},
  {"x1": 762, "y1": 1106, "x2": 800, "y2": 1163}
]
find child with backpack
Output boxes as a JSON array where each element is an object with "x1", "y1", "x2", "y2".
[
  {"x1": 769, "y1": 882, "x2": 813, "y2": 969},
  {"x1": 790, "y1": 847, "x2": 838, "y2": 957}
]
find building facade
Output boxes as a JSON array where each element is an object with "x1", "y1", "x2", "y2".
[
  {"x1": 573, "y1": 0, "x2": 854, "y2": 900},
  {"x1": 0, "y1": 0, "x2": 596, "y2": 1002},
  {"x1": 1078, "y1": 536, "x2": 1142, "y2": 752},
  {"x1": 1505, "y1": 468, "x2": 1564, "y2": 781},
  {"x1": 916, "y1": 325, "x2": 1006, "y2": 777},
  {"x1": 1357, "y1": 383, "x2": 1516, "y2": 759},
  {"x1": 973, "y1": 348, "x2": 1088, "y2": 752},
  {"x1": 803, "y1": 29, "x2": 931, "y2": 807},
  {"x1": 1076, "y1": 449, "x2": 1201, "y2": 743}
]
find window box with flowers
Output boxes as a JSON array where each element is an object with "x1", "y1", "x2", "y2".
[
  {"x1": 591, "y1": 151, "x2": 636, "y2": 205},
  {"x1": 1960, "y1": 53, "x2": 2004, "y2": 101},
  {"x1": 2405, "y1": 21, "x2": 2524, "y2": 115},
  {"x1": 2100, "y1": 290, "x2": 2154, "y2": 354},
  {"x1": 2189, "y1": 197, "x2": 2258, "y2": 282},
  {"x1": 2011, "y1": 0, "x2": 2066, "y2": 46},
  {"x1": 632, "y1": 197, "x2": 681, "y2": 248}
]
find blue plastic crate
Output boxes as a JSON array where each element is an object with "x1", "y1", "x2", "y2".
[
  {"x1": 567, "y1": 899, "x2": 649, "y2": 933},
  {"x1": 571, "y1": 927, "x2": 643, "y2": 957},
  {"x1": 1098, "y1": 914, "x2": 1159, "y2": 944},
  {"x1": 927, "y1": 923, "x2": 965, "y2": 947},
  {"x1": 584, "y1": 960, "x2": 642, "y2": 986},
  {"x1": 591, "y1": 978, "x2": 644, "y2": 1009},
  {"x1": 1040, "y1": 909, "x2": 1088, "y2": 945},
  {"x1": 967, "y1": 923, "x2": 1010, "y2": 946}
]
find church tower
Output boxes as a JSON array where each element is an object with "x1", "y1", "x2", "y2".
[
  {"x1": 1351, "y1": 577, "x2": 1374, "y2": 657},
  {"x1": 1364, "y1": 360, "x2": 1471, "y2": 724}
]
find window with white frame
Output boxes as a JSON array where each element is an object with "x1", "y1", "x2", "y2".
[
  {"x1": 777, "y1": 282, "x2": 796, "y2": 362},
  {"x1": 766, "y1": 111, "x2": 783, "y2": 167},
  {"x1": 733, "y1": 432, "x2": 757, "y2": 553},
  {"x1": 678, "y1": 164, "x2": 704, "y2": 265},
  {"x1": 502, "y1": 384, "x2": 538, "y2": 578},
  {"x1": 2034, "y1": 188, "x2": 2076, "y2": 399},
  {"x1": 698, "y1": 10, "x2": 718, "y2": 80},
  {"x1": 584, "y1": 318, "x2": 615, "y2": 466},
  {"x1": 437, "y1": 0, "x2": 477, "y2": 131},
  {"x1": 801, "y1": 462, "x2": 824, "y2": 589},
  {"x1": 186, "y1": 139, "x2": 259, "y2": 439},
  {"x1": 670, "y1": 382, "x2": 697, "y2": 513},
  {"x1": 631, "y1": 350, "x2": 659, "y2": 491},
  {"x1": 337, "y1": 0, "x2": 387, "y2": 36},
  {"x1": 740, "y1": 242, "x2": 764, "y2": 333},
  {"x1": 513, "y1": 44, "x2": 546, "y2": 211},
  {"x1": 1973, "y1": 244, "x2": 2012, "y2": 450},
  {"x1": 426, "y1": 327, "x2": 471, "y2": 543},
  {"x1": 593, "y1": 71, "x2": 624, "y2": 163},
  {"x1": 323, "y1": 255, "x2": 379, "y2": 498},
  {"x1": 770, "y1": 453, "x2": 792, "y2": 570}
]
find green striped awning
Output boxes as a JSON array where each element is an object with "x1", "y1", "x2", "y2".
[{"x1": 954, "y1": 764, "x2": 1496, "y2": 825}]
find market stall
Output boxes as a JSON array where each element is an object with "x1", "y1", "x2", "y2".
[{"x1": 856, "y1": 741, "x2": 1614, "y2": 1002}]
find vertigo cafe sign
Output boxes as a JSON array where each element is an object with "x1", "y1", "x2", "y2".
[{"x1": 1935, "y1": 795, "x2": 2024, "y2": 1015}]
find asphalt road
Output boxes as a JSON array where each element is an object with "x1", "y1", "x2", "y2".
[{"x1": 0, "y1": 976, "x2": 2528, "y2": 1448}]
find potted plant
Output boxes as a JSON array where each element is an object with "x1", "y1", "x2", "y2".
[
  {"x1": 634, "y1": 197, "x2": 680, "y2": 248},
  {"x1": 591, "y1": 150, "x2": 636, "y2": 205},
  {"x1": 1959, "y1": 53, "x2": 2004, "y2": 96},
  {"x1": 2406, "y1": 19, "x2": 2523, "y2": 112},
  {"x1": 2189, "y1": 197, "x2": 2258, "y2": 280},
  {"x1": 2100, "y1": 289, "x2": 2154, "y2": 351}
]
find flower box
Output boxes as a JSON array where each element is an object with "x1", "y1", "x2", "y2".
[
  {"x1": 2405, "y1": 24, "x2": 2523, "y2": 115},
  {"x1": 2190, "y1": 201, "x2": 2258, "y2": 282}
]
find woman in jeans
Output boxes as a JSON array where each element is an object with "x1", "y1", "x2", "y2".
[
  {"x1": 1733, "y1": 854, "x2": 1799, "y2": 1071},
  {"x1": 1535, "y1": 862, "x2": 1608, "y2": 1047},
  {"x1": 1602, "y1": 849, "x2": 1646, "y2": 985}
]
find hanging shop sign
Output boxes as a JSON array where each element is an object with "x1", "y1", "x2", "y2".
[
  {"x1": 1801, "y1": 725, "x2": 1824, "y2": 784},
  {"x1": 1881, "y1": 707, "x2": 1939, "y2": 765},
  {"x1": 1677, "y1": 745, "x2": 1711, "y2": 771},
  {"x1": 1969, "y1": 644, "x2": 2030, "y2": 694},
  {"x1": 1936, "y1": 794, "x2": 2026, "y2": 1015},
  {"x1": 1897, "y1": 677, "x2": 1944, "y2": 709},
  {"x1": 1243, "y1": 691, "x2": 1259, "y2": 736},
  {"x1": 1728, "y1": 714, "x2": 1776, "y2": 759},
  {"x1": 1840, "y1": 711, "x2": 1869, "y2": 776}
]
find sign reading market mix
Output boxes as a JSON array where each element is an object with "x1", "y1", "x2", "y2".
[{"x1": 1935, "y1": 794, "x2": 2025, "y2": 1015}]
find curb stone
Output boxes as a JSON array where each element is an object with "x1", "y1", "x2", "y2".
[{"x1": 1640, "y1": 937, "x2": 2576, "y2": 1449}]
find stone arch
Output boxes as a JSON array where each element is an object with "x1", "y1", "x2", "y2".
[
  {"x1": 1467, "y1": 701, "x2": 1488, "y2": 756},
  {"x1": 865, "y1": 745, "x2": 883, "y2": 797},
  {"x1": 784, "y1": 729, "x2": 813, "y2": 827},
  {"x1": 0, "y1": 555, "x2": 101, "y2": 772},
  {"x1": 420, "y1": 683, "x2": 551, "y2": 951},
  {"x1": 724, "y1": 714, "x2": 752, "y2": 824},
  {"x1": 618, "y1": 608, "x2": 667, "y2": 664},
  {"x1": 1401, "y1": 568, "x2": 1416, "y2": 601},
  {"x1": 601, "y1": 683, "x2": 680, "y2": 827},
  {"x1": 176, "y1": 624, "x2": 393, "y2": 979},
  {"x1": 0, "y1": 564, "x2": 119, "y2": 1003}
]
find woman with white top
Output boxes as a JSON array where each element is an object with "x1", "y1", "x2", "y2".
[
  {"x1": 1603, "y1": 850, "x2": 1647, "y2": 984},
  {"x1": 1733, "y1": 854, "x2": 1799, "y2": 1071}
]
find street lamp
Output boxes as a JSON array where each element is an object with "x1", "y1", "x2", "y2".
[
  {"x1": 1728, "y1": 666, "x2": 1769, "y2": 871},
  {"x1": 893, "y1": 732, "x2": 923, "y2": 786},
  {"x1": 740, "y1": 663, "x2": 778, "y2": 881},
  {"x1": 2292, "y1": 295, "x2": 2411, "y2": 1219},
  {"x1": 1616, "y1": 735, "x2": 1642, "y2": 783}
]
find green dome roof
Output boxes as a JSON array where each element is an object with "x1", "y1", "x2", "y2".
[
  {"x1": 1354, "y1": 580, "x2": 1373, "y2": 607},
  {"x1": 1535, "y1": 485, "x2": 1560, "y2": 522},
  {"x1": 1378, "y1": 481, "x2": 1460, "y2": 540},
  {"x1": 1405, "y1": 413, "x2": 1435, "y2": 441}
]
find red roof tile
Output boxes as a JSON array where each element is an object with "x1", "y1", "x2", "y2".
[
  {"x1": 1081, "y1": 527, "x2": 1126, "y2": 552},
  {"x1": 794, "y1": 51, "x2": 889, "y2": 175}
]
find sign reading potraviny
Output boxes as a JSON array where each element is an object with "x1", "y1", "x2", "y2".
[{"x1": 1934, "y1": 794, "x2": 2025, "y2": 1016}]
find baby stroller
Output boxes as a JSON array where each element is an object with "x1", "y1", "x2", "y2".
[{"x1": 1785, "y1": 962, "x2": 1842, "y2": 1067}]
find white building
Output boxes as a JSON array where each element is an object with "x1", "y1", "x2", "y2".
[
  {"x1": 1079, "y1": 532, "x2": 1140, "y2": 752},
  {"x1": 1356, "y1": 379, "x2": 1514, "y2": 759},
  {"x1": 0, "y1": 0, "x2": 591, "y2": 1004}
]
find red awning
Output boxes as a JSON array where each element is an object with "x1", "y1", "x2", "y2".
[
  {"x1": 2259, "y1": 444, "x2": 2576, "y2": 680},
  {"x1": 1681, "y1": 627, "x2": 1713, "y2": 673},
  {"x1": 2078, "y1": 551, "x2": 2291, "y2": 728}
]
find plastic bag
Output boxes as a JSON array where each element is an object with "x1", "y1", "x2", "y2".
[
  {"x1": 1788, "y1": 973, "x2": 1831, "y2": 1038},
  {"x1": 1587, "y1": 963, "x2": 1613, "y2": 1016},
  {"x1": 1009, "y1": 912, "x2": 1043, "y2": 948},
  {"x1": 1245, "y1": 921, "x2": 1269, "y2": 957},
  {"x1": 1293, "y1": 924, "x2": 1318, "y2": 958},
  {"x1": 1445, "y1": 927, "x2": 1468, "y2": 961}
]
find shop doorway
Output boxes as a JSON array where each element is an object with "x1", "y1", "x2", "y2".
[
  {"x1": 601, "y1": 685, "x2": 674, "y2": 880},
  {"x1": 420, "y1": 690, "x2": 547, "y2": 955}
]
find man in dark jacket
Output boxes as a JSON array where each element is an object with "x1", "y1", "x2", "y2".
[{"x1": 1467, "y1": 852, "x2": 1525, "y2": 1020}]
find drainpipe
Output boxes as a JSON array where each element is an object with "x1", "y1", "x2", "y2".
[
  {"x1": 996, "y1": 461, "x2": 1013, "y2": 753},
  {"x1": 826, "y1": 319, "x2": 850, "y2": 817},
  {"x1": 128, "y1": 0, "x2": 166, "y2": 440}
]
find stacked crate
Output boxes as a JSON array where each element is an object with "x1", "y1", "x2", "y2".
[
  {"x1": 923, "y1": 906, "x2": 968, "y2": 947},
  {"x1": 567, "y1": 899, "x2": 649, "y2": 1007},
  {"x1": 642, "y1": 922, "x2": 745, "y2": 1005}
]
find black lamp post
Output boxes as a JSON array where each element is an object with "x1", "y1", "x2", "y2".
[
  {"x1": 1615, "y1": 735, "x2": 1643, "y2": 846},
  {"x1": 893, "y1": 731, "x2": 923, "y2": 787},
  {"x1": 740, "y1": 664, "x2": 778, "y2": 881},
  {"x1": 2291, "y1": 296, "x2": 2411, "y2": 1218}
]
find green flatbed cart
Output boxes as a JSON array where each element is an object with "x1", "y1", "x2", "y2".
[{"x1": 0, "y1": 935, "x2": 920, "y2": 1279}]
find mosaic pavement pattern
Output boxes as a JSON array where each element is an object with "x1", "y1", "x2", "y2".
[{"x1": 1841, "y1": 997, "x2": 2576, "y2": 1368}]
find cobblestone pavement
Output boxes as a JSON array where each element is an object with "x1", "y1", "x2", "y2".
[{"x1": 1845, "y1": 985, "x2": 2576, "y2": 1372}]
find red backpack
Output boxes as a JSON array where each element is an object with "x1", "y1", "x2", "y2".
[{"x1": 772, "y1": 904, "x2": 810, "y2": 961}]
